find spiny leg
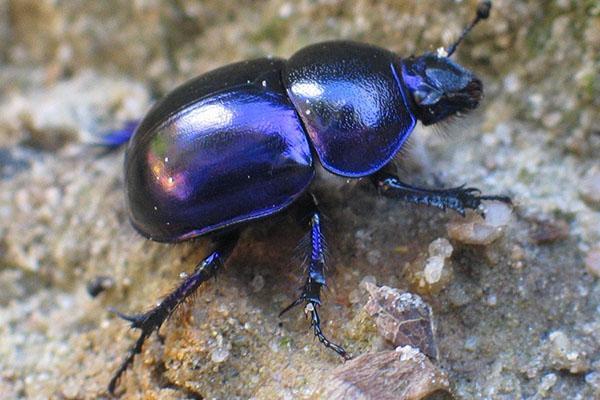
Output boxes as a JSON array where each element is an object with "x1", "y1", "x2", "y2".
[
  {"x1": 108, "y1": 232, "x2": 239, "y2": 394},
  {"x1": 370, "y1": 165, "x2": 511, "y2": 216},
  {"x1": 280, "y1": 195, "x2": 350, "y2": 360}
]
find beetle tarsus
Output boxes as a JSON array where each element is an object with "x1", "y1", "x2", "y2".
[
  {"x1": 279, "y1": 296, "x2": 305, "y2": 317},
  {"x1": 281, "y1": 279, "x2": 350, "y2": 361},
  {"x1": 109, "y1": 308, "x2": 147, "y2": 327},
  {"x1": 108, "y1": 330, "x2": 150, "y2": 394},
  {"x1": 107, "y1": 233, "x2": 239, "y2": 395},
  {"x1": 309, "y1": 302, "x2": 351, "y2": 360},
  {"x1": 279, "y1": 197, "x2": 349, "y2": 361}
]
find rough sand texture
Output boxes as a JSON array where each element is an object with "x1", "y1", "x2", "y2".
[{"x1": 1, "y1": 1, "x2": 598, "y2": 399}]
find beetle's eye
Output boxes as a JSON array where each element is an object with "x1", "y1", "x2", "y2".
[{"x1": 413, "y1": 90, "x2": 425, "y2": 104}]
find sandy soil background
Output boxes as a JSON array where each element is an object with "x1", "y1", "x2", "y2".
[{"x1": 0, "y1": 0, "x2": 598, "y2": 399}]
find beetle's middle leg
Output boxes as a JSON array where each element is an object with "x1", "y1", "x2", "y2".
[
  {"x1": 279, "y1": 194, "x2": 350, "y2": 360},
  {"x1": 108, "y1": 231, "x2": 239, "y2": 394},
  {"x1": 370, "y1": 164, "x2": 511, "y2": 216}
]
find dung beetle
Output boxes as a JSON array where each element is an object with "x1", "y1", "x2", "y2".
[{"x1": 107, "y1": 1, "x2": 509, "y2": 394}]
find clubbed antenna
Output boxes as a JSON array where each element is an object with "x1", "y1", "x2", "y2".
[{"x1": 446, "y1": 0, "x2": 492, "y2": 57}]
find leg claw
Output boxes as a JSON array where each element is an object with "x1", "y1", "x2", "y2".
[
  {"x1": 109, "y1": 307, "x2": 148, "y2": 329},
  {"x1": 279, "y1": 297, "x2": 305, "y2": 317},
  {"x1": 447, "y1": 186, "x2": 511, "y2": 216}
]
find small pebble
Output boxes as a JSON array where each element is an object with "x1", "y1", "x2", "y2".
[
  {"x1": 364, "y1": 284, "x2": 437, "y2": 359},
  {"x1": 547, "y1": 331, "x2": 590, "y2": 373},
  {"x1": 397, "y1": 345, "x2": 420, "y2": 361},
  {"x1": 428, "y1": 238, "x2": 453, "y2": 258},
  {"x1": 464, "y1": 336, "x2": 478, "y2": 351},
  {"x1": 510, "y1": 244, "x2": 526, "y2": 269},
  {"x1": 447, "y1": 202, "x2": 512, "y2": 245},
  {"x1": 278, "y1": 3, "x2": 293, "y2": 18},
  {"x1": 423, "y1": 238, "x2": 453, "y2": 285},
  {"x1": 61, "y1": 380, "x2": 80, "y2": 399},
  {"x1": 580, "y1": 168, "x2": 600, "y2": 209},
  {"x1": 585, "y1": 371, "x2": 600, "y2": 392},
  {"x1": 484, "y1": 202, "x2": 513, "y2": 227},
  {"x1": 322, "y1": 348, "x2": 450, "y2": 400},
  {"x1": 503, "y1": 73, "x2": 521, "y2": 93},
  {"x1": 536, "y1": 373, "x2": 557, "y2": 397},
  {"x1": 210, "y1": 347, "x2": 230, "y2": 363},
  {"x1": 251, "y1": 274, "x2": 265, "y2": 292},
  {"x1": 584, "y1": 246, "x2": 600, "y2": 278},
  {"x1": 423, "y1": 256, "x2": 444, "y2": 284}
]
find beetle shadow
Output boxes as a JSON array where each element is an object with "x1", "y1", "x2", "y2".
[{"x1": 223, "y1": 210, "x2": 308, "y2": 318}]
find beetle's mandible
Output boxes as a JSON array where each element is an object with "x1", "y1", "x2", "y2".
[{"x1": 106, "y1": 1, "x2": 510, "y2": 394}]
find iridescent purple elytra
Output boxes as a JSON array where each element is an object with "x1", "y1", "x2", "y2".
[{"x1": 125, "y1": 41, "x2": 418, "y2": 242}]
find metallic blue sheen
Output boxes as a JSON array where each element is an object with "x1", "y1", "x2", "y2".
[
  {"x1": 125, "y1": 59, "x2": 314, "y2": 242},
  {"x1": 283, "y1": 41, "x2": 416, "y2": 177}
]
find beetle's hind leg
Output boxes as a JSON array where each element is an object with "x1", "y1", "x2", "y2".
[
  {"x1": 370, "y1": 164, "x2": 511, "y2": 216},
  {"x1": 279, "y1": 195, "x2": 350, "y2": 360},
  {"x1": 107, "y1": 231, "x2": 239, "y2": 394}
]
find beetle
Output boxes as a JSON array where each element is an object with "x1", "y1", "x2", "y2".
[{"x1": 106, "y1": 0, "x2": 510, "y2": 394}]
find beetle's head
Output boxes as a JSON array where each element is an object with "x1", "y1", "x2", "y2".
[
  {"x1": 401, "y1": 0, "x2": 490, "y2": 125},
  {"x1": 401, "y1": 53, "x2": 482, "y2": 125}
]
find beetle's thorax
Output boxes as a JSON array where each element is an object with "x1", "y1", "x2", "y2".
[
  {"x1": 399, "y1": 53, "x2": 483, "y2": 125},
  {"x1": 283, "y1": 41, "x2": 416, "y2": 178}
]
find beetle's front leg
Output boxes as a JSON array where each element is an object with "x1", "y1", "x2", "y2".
[
  {"x1": 370, "y1": 167, "x2": 511, "y2": 216},
  {"x1": 279, "y1": 195, "x2": 350, "y2": 360}
]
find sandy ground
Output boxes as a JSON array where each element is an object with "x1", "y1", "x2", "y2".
[{"x1": 0, "y1": 1, "x2": 598, "y2": 399}]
